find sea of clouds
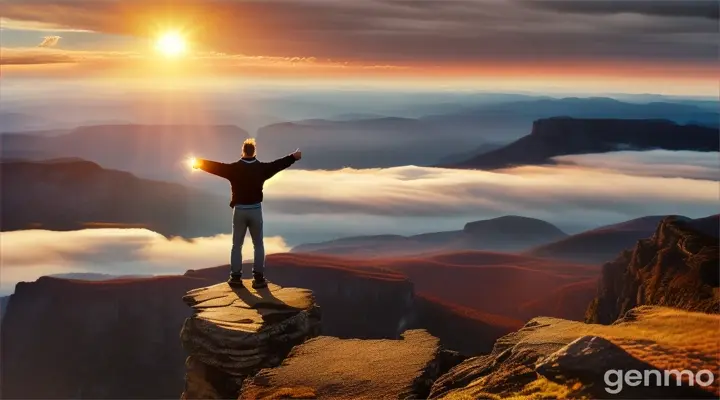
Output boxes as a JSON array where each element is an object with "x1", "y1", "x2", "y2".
[{"x1": 2, "y1": 149, "x2": 717, "y2": 294}]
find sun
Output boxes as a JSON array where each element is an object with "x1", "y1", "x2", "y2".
[{"x1": 156, "y1": 32, "x2": 187, "y2": 57}]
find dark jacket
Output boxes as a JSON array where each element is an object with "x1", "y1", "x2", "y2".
[{"x1": 198, "y1": 155, "x2": 296, "y2": 207}]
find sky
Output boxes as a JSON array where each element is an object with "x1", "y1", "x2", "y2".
[{"x1": 1, "y1": 0, "x2": 717, "y2": 95}]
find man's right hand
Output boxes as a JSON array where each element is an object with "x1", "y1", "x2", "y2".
[{"x1": 292, "y1": 149, "x2": 302, "y2": 160}]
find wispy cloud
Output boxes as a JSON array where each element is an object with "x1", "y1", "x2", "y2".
[
  {"x1": 0, "y1": 46, "x2": 407, "y2": 80},
  {"x1": 38, "y1": 35, "x2": 61, "y2": 48},
  {"x1": 0, "y1": 18, "x2": 93, "y2": 32},
  {"x1": 0, "y1": 47, "x2": 76, "y2": 65},
  {"x1": 554, "y1": 150, "x2": 720, "y2": 181},
  {"x1": 0, "y1": 229, "x2": 289, "y2": 294}
]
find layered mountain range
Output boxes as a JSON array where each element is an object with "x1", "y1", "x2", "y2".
[
  {"x1": 0, "y1": 159, "x2": 228, "y2": 237},
  {"x1": 1, "y1": 124, "x2": 251, "y2": 183},
  {"x1": 3, "y1": 115, "x2": 718, "y2": 175}
]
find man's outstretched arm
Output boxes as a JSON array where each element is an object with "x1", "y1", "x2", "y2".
[
  {"x1": 195, "y1": 159, "x2": 232, "y2": 179},
  {"x1": 263, "y1": 149, "x2": 302, "y2": 180}
]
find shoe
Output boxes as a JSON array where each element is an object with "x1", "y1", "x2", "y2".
[
  {"x1": 227, "y1": 276, "x2": 244, "y2": 288},
  {"x1": 251, "y1": 273, "x2": 268, "y2": 289}
]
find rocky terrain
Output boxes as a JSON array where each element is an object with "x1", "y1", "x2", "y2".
[
  {"x1": 3, "y1": 215, "x2": 716, "y2": 399},
  {"x1": 181, "y1": 281, "x2": 321, "y2": 399},
  {"x1": 0, "y1": 159, "x2": 228, "y2": 237},
  {"x1": 1, "y1": 257, "x2": 513, "y2": 398},
  {"x1": 586, "y1": 216, "x2": 719, "y2": 324},
  {"x1": 430, "y1": 306, "x2": 719, "y2": 399},
  {"x1": 240, "y1": 330, "x2": 465, "y2": 399}
]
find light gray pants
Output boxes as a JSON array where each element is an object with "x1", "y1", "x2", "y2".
[{"x1": 230, "y1": 205, "x2": 264, "y2": 278}]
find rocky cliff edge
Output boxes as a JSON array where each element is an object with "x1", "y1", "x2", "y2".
[
  {"x1": 430, "y1": 306, "x2": 719, "y2": 399},
  {"x1": 180, "y1": 281, "x2": 321, "y2": 399}
]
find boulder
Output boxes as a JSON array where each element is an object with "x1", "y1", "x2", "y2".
[
  {"x1": 430, "y1": 306, "x2": 719, "y2": 399},
  {"x1": 240, "y1": 329, "x2": 466, "y2": 399},
  {"x1": 180, "y1": 281, "x2": 321, "y2": 399}
]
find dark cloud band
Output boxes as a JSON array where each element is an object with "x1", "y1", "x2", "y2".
[
  {"x1": 0, "y1": 0, "x2": 716, "y2": 65},
  {"x1": 522, "y1": 0, "x2": 719, "y2": 21}
]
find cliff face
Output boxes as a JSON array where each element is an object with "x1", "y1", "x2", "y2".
[
  {"x1": 0, "y1": 276, "x2": 203, "y2": 399},
  {"x1": 1, "y1": 260, "x2": 418, "y2": 399},
  {"x1": 431, "y1": 306, "x2": 719, "y2": 399},
  {"x1": 180, "y1": 282, "x2": 321, "y2": 399},
  {"x1": 408, "y1": 295, "x2": 520, "y2": 356},
  {"x1": 585, "y1": 216, "x2": 719, "y2": 324}
]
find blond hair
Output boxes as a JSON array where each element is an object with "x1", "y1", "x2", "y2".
[{"x1": 242, "y1": 138, "x2": 256, "y2": 157}]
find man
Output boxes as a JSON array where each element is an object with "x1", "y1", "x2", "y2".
[{"x1": 194, "y1": 138, "x2": 301, "y2": 288}]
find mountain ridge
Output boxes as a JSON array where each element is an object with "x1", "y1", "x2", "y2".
[
  {"x1": 446, "y1": 117, "x2": 719, "y2": 169},
  {"x1": 0, "y1": 158, "x2": 229, "y2": 238}
]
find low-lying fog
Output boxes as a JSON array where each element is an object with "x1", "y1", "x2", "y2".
[{"x1": 2, "y1": 149, "x2": 716, "y2": 295}]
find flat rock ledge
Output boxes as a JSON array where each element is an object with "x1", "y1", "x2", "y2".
[
  {"x1": 240, "y1": 329, "x2": 466, "y2": 400},
  {"x1": 180, "y1": 281, "x2": 321, "y2": 399}
]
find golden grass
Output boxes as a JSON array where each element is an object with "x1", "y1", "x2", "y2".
[
  {"x1": 242, "y1": 386, "x2": 317, "y2": 399},
  {"x1": 438, "y1": 306, "x2": 719, "y2": 399}
]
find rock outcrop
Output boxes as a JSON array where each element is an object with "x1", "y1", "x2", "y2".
[
  {"x1": 430, "y1": 306, "x2": 719, "y2": 399},
  {"x1": 186, "y1": 258, "x2": 415, "y2": 339},
  {"x1": 180, "y1": 281, "x2": 321, "y2": 399},
  {"x1": 451, "y1": 117, "x2": 719, "y2": 169},
  {"x1": 585, "y1": 216, "x2": 719, "y2": 324},
  {"x1": 240, "y1": 329, "x2": 466, "y2": 399}
]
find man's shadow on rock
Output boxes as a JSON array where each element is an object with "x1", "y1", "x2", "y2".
[{"x1": 228, "y1": 283, "x2": 305, "y2": 324}]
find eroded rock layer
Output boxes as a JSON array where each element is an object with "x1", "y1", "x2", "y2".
[{"x1": 180, "y1": 282, "x2": 321, "y2": 399}]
